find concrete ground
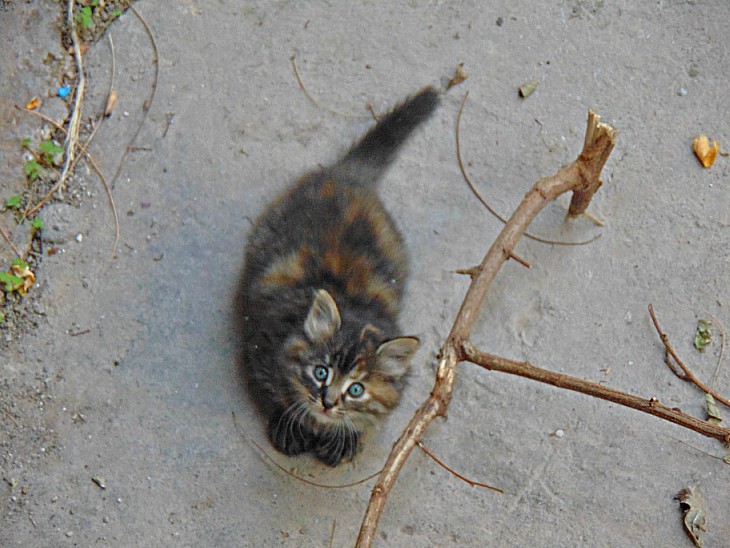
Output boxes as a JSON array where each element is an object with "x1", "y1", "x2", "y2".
[{"x1": 2, "y1": 1, "x2": 729, "y2": 546}]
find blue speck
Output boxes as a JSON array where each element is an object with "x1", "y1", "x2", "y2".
[{"x1": 58, "y1": 86, "x2": 71, "y2": 98}]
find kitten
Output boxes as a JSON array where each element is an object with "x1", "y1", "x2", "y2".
[{"x1": 239, "y1": 87, "x2": 440, "y2": 466}]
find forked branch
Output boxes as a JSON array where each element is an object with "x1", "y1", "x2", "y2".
[{"x1": 355, "y1": 108, "x2": 728, "y2": 546}]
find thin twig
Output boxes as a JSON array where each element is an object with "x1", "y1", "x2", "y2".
[
  {"x1": 707, "y1": 312, "x2": 726, "y2": 387},
  {"x1": 328, "y1": 520, "x2": 337, "y2": 548},
  {"x1": 668, "y1": 435, "x2": 729, "y2": 463},
  {"x1": 231, "y1": 412, "x2": 381, "y2": 489},
  {"x1": 648, "y1": 304, "x2": 730, "y2": 409},
  {"x1": 508, "y1": 250, "x2": 531, "y2": 269},
  {"x1": 107, "y1": 6, "x2": 159, "y2": 193},
  {"x1": 455, "y1": 92, "x2": 601, "y2": 247},
  {"x1": 0, "y1": 225, "x2": 22, "y2": 258},
  {"x1": 417, "y1": 441, "x2": 503, "y2": 493},
  {"x1": 1, "y1": 407, "x2": 20, "y2": 427},
  {"x1": 290, "y1": 54, "x2": 369, "y2": 119}
]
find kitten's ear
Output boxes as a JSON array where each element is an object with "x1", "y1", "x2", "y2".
[
  {"x1": 376, "y1": 337, "x2": 419, "y2": 379},
  {"x1": 304, "y1": 289, "x2": 341, "y2": 342}
]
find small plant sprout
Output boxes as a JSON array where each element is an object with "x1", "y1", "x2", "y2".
[{"x1": 4, "y1": 195, "x2": 22, "y2": 210}]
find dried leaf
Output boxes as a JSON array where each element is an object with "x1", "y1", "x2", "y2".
[
  {"x1": 26, "y1": 97, "x2": 42, "y2": 110},
  {"x1": 676, "y1": 485, "x2": 706, "y2": 548},
  {"x1": 69, "y1": 43, "x2": 89, "y2": 56},
  {"x1": 705, "y1": 394, "x2": 722, "y2": 424},
  {"x1": 9, "y1": 262, "x2": 36, "y2": 295},
  {"x1": 723, "y1": 454, "x2": 730, "y2": 465},
  {"x1": 693, "y1": 135, "x2": 719, "y2": 168},
  {"x1": 694, "y1": 319, "x2": 712, "y2": 352},
  {"x1": 104, "y1": 90, "x2": 119, "y2": 117},
  {"x1": 518, "y1": 80, "x2": 538, "y2": 98},
  {"x1": 447, "y1": 62, "x2": 468, "y2": 89}
]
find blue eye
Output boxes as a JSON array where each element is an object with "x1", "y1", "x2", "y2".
[
  {"x1": 347, "y1": 382, "x2": 364, "y2": 398},
  {"x1": 313, "y1": 366, "x2": 328, "y2": 382}
]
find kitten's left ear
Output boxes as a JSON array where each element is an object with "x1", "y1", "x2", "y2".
[
  {"x1": 376, "y1": 337, "x2": 419, "y2": 379},
  {"x1": 304, "y1": 289, "x2": 341, "y2": 342}
]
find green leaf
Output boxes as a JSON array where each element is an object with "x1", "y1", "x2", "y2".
[
  {"x1": 21, "y1": 137, "x2": 32, "y2": 148},
  {"x1": 694, "y1": 319, "x2": 712, "y2": 351},
  {"x1": 30, "y1": 217, "x2": 45, "y2": 230},
  {"x1": 39, "y1": 141, "x2": 64, "y2": 155},
  {"x1": 23, "y1": 158, "x2": 42, "y2": 181},
  {"x1": 0, "y1": 311, "x2": 5, "y2": 323},
  {"x1": 112, "y1": 9, "x2": 122, "y2": 17},
  {"x1": 76, "y1": 6, "x2": 93, "y2": 29},
  {"x1": 11, "y1": 258, "x2": 28, "y2": 269},
  {"x1": 4, "y1": 195, "x2": 22, "y2": 209},
  {"x1": 0, "y1": 272, "x2": 24, "y2": 293}
]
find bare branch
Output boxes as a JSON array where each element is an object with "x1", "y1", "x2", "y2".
[
  {"x1": 462, "y1": 341, "x2": 730, "y2": 445},
  {"x1": 355, "y1": 109, "x2": 617, "y2": 547}
]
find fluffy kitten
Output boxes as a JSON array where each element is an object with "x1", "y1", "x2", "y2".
[{"x1": 239, "y1": 87, "x2": 440, "y2": 466}]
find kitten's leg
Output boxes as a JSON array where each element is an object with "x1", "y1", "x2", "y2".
[{"x1": 268, "y1": 403, "x2": 313, "y2": 456}]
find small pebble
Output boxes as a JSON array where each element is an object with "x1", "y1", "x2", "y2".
[
  {"x1": 76, "y1": 233, "x2": 83, "y2": 242},
  {"x1": 677, "y1": 87, "x2": 688, "y2": 96},
  {"x1": 65, "y1": 531, "x2": 73, "y2": 537},
  {"x1": 555, "y1": 429, "x2": 564, "y2": 438}
]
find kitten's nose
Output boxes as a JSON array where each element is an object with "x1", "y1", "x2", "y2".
[{"x1": 321, "y1": 395, "x2": 335, "y2": 410}]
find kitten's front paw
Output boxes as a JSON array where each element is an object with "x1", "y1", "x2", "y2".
[
  {"x1": 315, "y1": 428, "x2": 360, "y2": 467},
  {"x1": 268, "y1": 418, "x2": 311, "y2": 456}
]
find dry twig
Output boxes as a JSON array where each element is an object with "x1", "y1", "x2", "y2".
[
  {"x1": 417, "y1": 441, "x2": 503, "y2": 493},
  {"x1": 0, "y1": 225, "x2": 22, "y2": 258},
  {"x1": 107, "y1": 6, "x2": 159, "y2": 194},
  {"x1": 649, "y1": 304, "x2": 730, "y2": 408},
  {"x1": 290, "y1": 54, "x2": 370, "y2": 119}
]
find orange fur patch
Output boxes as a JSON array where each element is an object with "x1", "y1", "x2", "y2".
[{"x1": 260, "y1": 247, "x2": 310, "y2": 287}]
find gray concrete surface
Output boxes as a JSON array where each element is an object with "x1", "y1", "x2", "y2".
[{"x1": 2, "y1": 1, "x2": 729, "y2": 546}]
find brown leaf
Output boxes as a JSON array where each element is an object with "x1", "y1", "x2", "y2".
[
  {"x1": 447, "y1": 62, "x2": 468, "y2": 89},
  {"x1": 676, "y1": 485, "x2": 706, "y2": 547},
  {"x1": 693, "y1": 135, "x2": 719, "y2": 168}
]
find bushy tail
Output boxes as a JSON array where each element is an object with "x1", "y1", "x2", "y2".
[{"x1": 331, "y1": 86, "x2": 440, "y2": 188}]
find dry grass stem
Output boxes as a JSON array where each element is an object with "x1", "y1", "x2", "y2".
[
  {"x1": 417, "y1": 441, "x2": 503, "y2": 493},
  {"x1": 649, "y1": 304, "x2": 730, "y2": 409}
]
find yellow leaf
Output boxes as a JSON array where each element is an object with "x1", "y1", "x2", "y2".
[{"x1": 693, "y1": 135, "x2": 719, "y2": 168}]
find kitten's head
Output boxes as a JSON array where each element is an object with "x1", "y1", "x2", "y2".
[{"x1": 284, "y1": 289, "x2": 418, "y2": 429}]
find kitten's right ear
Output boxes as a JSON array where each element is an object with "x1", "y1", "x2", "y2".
[
  {"x1": 376, "y1": 337, "x2": 419, "y2": 379},
  {"x1": 304, "y1": 289, "x2": 341, "y2": 342}
]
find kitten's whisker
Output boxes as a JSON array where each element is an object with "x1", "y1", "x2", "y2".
[{"x1": 273, "y1": 401, "x2": 300, "y2": 443}]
